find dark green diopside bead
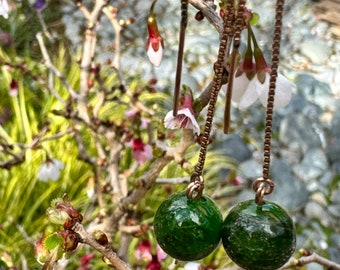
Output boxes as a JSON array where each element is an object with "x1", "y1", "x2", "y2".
[
  {"x1": 154, "y1": 191, "x2": 222, "y2": 261},
  {"x1": 221, "y1": 199, "x2": 296, "y2": 270}
]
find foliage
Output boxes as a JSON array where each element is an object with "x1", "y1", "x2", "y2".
[{"x1": 0, "y1": 0, "x2": 339, "y2": 269}]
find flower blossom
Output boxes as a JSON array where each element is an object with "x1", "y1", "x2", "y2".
[
  {"x1": 146, "y1": 2, "x2": 164, "y2": 67},
  {"x1": 184, "y1": 262, "x2": 201, "y2": 270},
  {"x1": 0, "y1": 0, "x2": 9, "y2": 19},
  {"x1": 146, "y1": 255, "x2": 161, "y2": 270},
  {"x1": 230, "y1": 27, "x2": 292, "y2": 110},
  {"x1": 135, "y1": 240, "x2": 152, "y2": 262},
  {"x1": 131, "y1": 138, "x2": 153, "y2": 165},
  {"x1": 9, "y1": 79, "x2": 18, "y2": 97},
  {"x1": 135, "y1": 240, "x2": 167, "y2": 270},
  {"x1": 38, "y1": 158, "x2": 65, "y2": 182},
  {"x1": 164, "y1": 89, "x2": 200, "y2": 135},
  {"x1": 34, "y1": 0, "x2": 46, "y2": 10}
]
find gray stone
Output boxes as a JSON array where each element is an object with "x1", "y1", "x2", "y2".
[
  {"x1": 300, "y1": 39, "x2": 331, "y2": 64},
  {"x1": 266, "y1": 158, "x2": 309, "y2": 211},
  {"x1": 292, "y1": 148, "x2": 329, "y2": 182},
  {"x1": 328, "y1": 205, "x2": 340, "y2": 218},
  {"x1": 304, "y1": 201, "x2": 333, "y2": 228},
  {"x1": 329, "y1": 234, "x2": 340, "y2": 263},
  {"x1": 214, "y1": 133, "x2": 252, "y2": 163},
  {"x1": 279, "y1": 114, "x2": 323, "y2": 153},
  {"x1": 238, "y1": 159, "x2": 263, "y2": 180},
  {"x1": 331, "y1": 188, "x2": 340, "y2": 204},
  {"x1": 330, "y1": 110, "x2": 340, "y2": 138},
  {"x1": 330, "y1": 234, "x2": 340, "y2": 248},
  {"x1": 307, "y1": 263, "x2": 324, "y2": 270},
  {"x1": 329, "y1": 248, "x2": 340, "y2": 264}
]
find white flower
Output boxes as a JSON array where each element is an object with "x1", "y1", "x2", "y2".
[
  {"x1": 184, "y1": 262, "x2": 201, "y2": 270},
  {"x1": 0, "y1": 0, "x2": 9, "y2": 19},
  {"x1": 231, "y1": 72, "x2": 292, "y2": 110},
  {"x1": 38, "y1": 158, "x2": 65, "y2": 182},
  {"x1": 164, "y1": 108, "x2": 200, "y2": 135},
  {"x1": 147, "y1": 40, "x2": 163, "y2": 67}
]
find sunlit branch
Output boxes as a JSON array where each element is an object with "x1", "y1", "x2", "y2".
[
  {"x1": 102, "y1": 6, "x2": 122, "y2": 69},
  {"x1": 73, "y1": 223, "x2": 132, "y2": 270},
  {"x1": 188, "y1": 0, "x2": 223, "y2": 35},
  {"x1": 78, "y1": 0, "x2": 109, "y2": 124},
  {"x1": 36, "y1": 32, "x2": 79, "y2": 101},
  {"x1": 280, "y1": 252, "x2": 340, "y2": 270},
  {"x1": 107, "y1": 129, "x2": 195, "y2": 233}
]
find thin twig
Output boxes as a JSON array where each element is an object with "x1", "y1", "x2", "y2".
[
  {"x1": 102, "y1": 6, "x2": 122, "y2": 69},
  {"x1": 156, "y1": 177, "x2": 190, "y2": 184},
  {"x1": 280, "y1": 252, "x2": 340, "y2": 270},
  {"x1": 188, "y1": 0, "x2": 223, "y2": 34},
  {"x1": 107, "y1": 129, "x2": 195, "y2": 233},
  {"x1": 73, "y1": 223, "x2": 131, "y2": 270},
  {"x1": 78, "y1": 0, "x2": 109, "y2": 123},
  {"x1": 36, "y1": 32, "x2": 80, "y2": 101}
]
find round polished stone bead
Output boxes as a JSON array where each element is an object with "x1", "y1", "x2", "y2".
[
  {"x1": 221, "y1": 199, "x2": 296, "y2": 270},
  {"x1": 154, "y1": 191, "x2": 222, "y2": 261}
]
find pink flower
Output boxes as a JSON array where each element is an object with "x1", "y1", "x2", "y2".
[
  {"x1": 131, "y1": 138, "x2": 153, "y2": 165},
  {"x1": 9, "y1": 79, "x2": 18, "y2": 97},
  {"x1": 230, "y1": 176, "x2": 244, "y2": 186},
  {"x1": 78, "y1": 253, "x2": 95, "y2": 270},
  {"x1": 156, "y1": 245, "x2": 167, "y2": 261},
  {"x1": 164, "y1": 90, "x2": 200, "y2": 135},
  {"x1": 34, "y1": 234, "x2": 49, "y2": 265},
  {"x1": 146, "y1": 255, "x2": 161, "y2": 270},
  {"x1": 125, "y1": 109, "x2": 148, "y2": 129},
  {"x1": 146, "y1": 4, "x2": 164, "y2": 67},
  {"x1": 135, "y1": 240, "x2": 152, "y2": 262}
]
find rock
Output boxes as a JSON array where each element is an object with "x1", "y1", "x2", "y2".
[
  {"x1": 304, "y1": 201, "x2": 333, "y2": 227},
  {"x1": 330, "y1": 109, "x2": 340, "y2": 138},
  {"x1": 266, "y1": 158, "x2": 309, "y2": 211},
  {"x1": 329, "y1": 233, "x2": 340, "y2": 263},
  {"x1": 299, "y1": 39, "x2": 331, "y2": 64},
  {"x1": 238, "y1": 159, "x2": 263, "y2": 180},
  {"x1": 292, "y1": 148, "x2": 329, "y2": 182},
  {"x1": 307, "y1": 263, "x2": 325, "y2": 270},
  {"x1": 279, "y1": 114, "x2": 323, "y2": 153},
  {"x1": 214, "y1": 133, "x2": 252, "y2": 163}
]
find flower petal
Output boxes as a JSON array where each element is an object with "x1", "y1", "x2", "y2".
[
  {"x1": 164, "y1": 108, "x2": 200, "y2": 135},
  {"x1": 0, "y1": 0, "x2": 9, "y2": 19},
  {"x1": 133, "y1": 144, "x2": 153, "y2": 165},
  {"x1": 147, "y1": 42, "x2": 163, "y2": 67},
  {"x1": 238, "y1": 78, "x2": 259, "y2": 110},
  {"x1": 231, "y1": 73, "x2": 250, "y2": 103},
  {"x1": 258, "y1": 74, "x2": 292, "y2": 108}
]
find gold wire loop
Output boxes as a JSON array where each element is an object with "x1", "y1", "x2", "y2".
[
  {"x1": 186, "y1": 175, "x2": 204, "y2": 200},
  {"x1": 253, "y1": 177, "x2": 275, "y2": 205}
]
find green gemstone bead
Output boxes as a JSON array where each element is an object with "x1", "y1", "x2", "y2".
[
  {"x1": 221, "y1": 200, "x2": 296, "y2": 270},
  {"x1": 153, "y1": 191, "x2": 222, "y2": 261}
]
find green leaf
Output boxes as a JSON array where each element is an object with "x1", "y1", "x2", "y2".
[
  {"x1": 249, "y1": 12, "x2": 260, "y2": 26},
  {"x1": 43, "y1": 233, "x2": 63, "y2": 251}
]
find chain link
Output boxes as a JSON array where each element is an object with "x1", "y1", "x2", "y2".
[
  {"x1": 187, "y1": 0, "x2": 248, "y2": 199},
  {"x1": 255, "y1": 0, "x2": 285, "y2": 204}
]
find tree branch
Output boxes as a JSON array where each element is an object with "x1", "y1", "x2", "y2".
[
  {"x1": 280, "y1": 252, "x2": 340, "y2": 270},
  {"x1": 36, "y1": 32, "x2": 79, "y2": 101},
  {"x1": 107, "y1": 129, "x2": 196, "y2": 233},
  {"x1": 73, "y1": 223, "x2": 131, "y2": 270},
  {"x1": 188, "y1": 0, "x2": 223, "y2": 35}
]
